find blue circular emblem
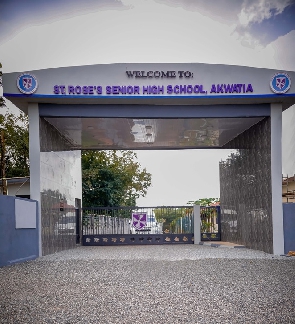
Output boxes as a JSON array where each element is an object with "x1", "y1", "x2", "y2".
[
  {"x1": 270, "y1": 72, "x2": 291, "y2": 94},
  {"x1": 16, "y1": 73, "x2": 38, "y2": 94}
]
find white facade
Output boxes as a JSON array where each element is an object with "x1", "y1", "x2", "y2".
[{"x1": 282, "y1": 105, "x2": 295, "y2": 176}]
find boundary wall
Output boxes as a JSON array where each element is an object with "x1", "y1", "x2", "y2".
[
  {"x1": 283, "y1": 203, "x2": 295, "y2": 254},
  {"x1": 0, "y1": 196, "x2": 39, "y2": 267}
]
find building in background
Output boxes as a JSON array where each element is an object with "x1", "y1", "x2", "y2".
[
  {"x1": 0, "y1": 177, "x2": 30, "y2": 198},
  {"x1": 282, "y1": 175, "x2": 295, "y2": 203}
]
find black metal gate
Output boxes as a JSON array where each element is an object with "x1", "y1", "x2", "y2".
[
  {"x1": 200, "y1": 206, "x2": 221, "y2": 241},
  {"x1": 82, "y1": 205, "x2": 221, "y2": 246}
]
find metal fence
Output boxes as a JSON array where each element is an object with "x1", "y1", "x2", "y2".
[
  {"x1": 200, "y1": 206, "x2": 221, "y2": 240},
  {"x1": 82, "y1": 206, "x2": 194, "y2": 235},
  {"x1": 81, "y1": 205, "x2": 220, "y2": 245}
]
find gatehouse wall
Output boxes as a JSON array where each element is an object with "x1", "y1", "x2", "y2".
[
  {"x1": 0, "y1": 196, "x2": 39, "y2": 267},
  {"x1": 39, "y1": 118, "x2": 82, "y2": 255}
]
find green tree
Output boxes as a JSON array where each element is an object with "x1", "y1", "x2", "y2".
[
  {"x1": 82, "y1": 150, "x2": 152, "y2": 207},
  {"x1": 154, "y1": 207, "x2": 193, "y2": 233},
  {"x1": 1, "y1": 62, "x2": 29, "y2": 181},
  {"x1": 0, "y1": 112, "x2": 29, "y2": 178},
  {"x1": 187, "y1": 197, "x2": 219, "y2": 206},
  {"x1": 187, "y1": 197, "x2": 219, "y2": 233},
  {"x1": 0, "y1": 62, "x2": 4, "y2": 107},
  {"x1": 154, "y1": 208, "x2": 185, "y2": 225},
  {"x1": 0, "y1": 62, "x2": 6, "y2": 194}
]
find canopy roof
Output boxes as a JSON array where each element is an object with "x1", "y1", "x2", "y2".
[{"x1": 3, "y1": 63, "x2": 295, "y2": 149}]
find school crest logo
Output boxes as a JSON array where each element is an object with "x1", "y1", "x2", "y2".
[
  {"x1": 270, "y1": 72, "x2": 291, "y2": 94},
  {"x1": 17, "y1": 73, "x2": 38, "y2": 94},
  {"x1": 132, "y1": 212, "x2": 147, "y2": 230}
]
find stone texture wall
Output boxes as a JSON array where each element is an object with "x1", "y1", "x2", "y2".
[{"x1": 220, "y1": 117, "x2": 273, "y2": 253}]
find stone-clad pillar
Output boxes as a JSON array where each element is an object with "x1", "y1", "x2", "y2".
[
  {"x1": 28, "y1": 103, "x2": 42, "y2": 257},
  {"x1": 271, "y1": 103, "x2": 284, "y2": 255}
]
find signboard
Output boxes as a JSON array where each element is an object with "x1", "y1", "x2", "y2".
[
  {"x1": 52, "y1": 69, "x2": 254, "y2": 96},
  {"x1": 3, "y1": 63, "x2": 294, "y2": 101}
]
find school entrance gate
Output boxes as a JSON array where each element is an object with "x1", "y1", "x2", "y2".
[
  {"x1": 81, "y1": 206, "x2": 220, "y2": 246},
  {"x1": 3, "y1": 63, "x2": 295, "y2": 255}
]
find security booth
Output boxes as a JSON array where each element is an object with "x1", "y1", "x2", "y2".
[{"x1": 3, "y1": 63, "x2": 295, "y2": 255}]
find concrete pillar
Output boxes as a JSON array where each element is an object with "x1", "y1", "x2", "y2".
[
  {"x1": 271, "y1": 103, "x2": 284, "y2": 255},
  {"x1": 28, "y1": 103, "x2": 42, "y2": 257},
  {"x1": 193, "y1": 205, "x2": 201, "y2": 244}
]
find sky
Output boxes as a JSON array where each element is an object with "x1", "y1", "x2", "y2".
[{"x1": 1, "y1": 0, "x2": 295, "y2": 206}]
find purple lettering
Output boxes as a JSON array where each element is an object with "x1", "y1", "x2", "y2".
[
  {"x1": 134, "y1": 86, "x2": 140, "y2": 94},
  {"x1": 112, "y1": 86, "x2": 119, "y2": 94},
  {"x1": 68, "y1": 85, "x2": 75, "y2": 94},
  {"x1": 106, "y1": 86, "x2": 111, "y2": 94},
  {"x1": 88, "y1": 86, "x2": 94, "y2": 94},
  {"x1": 200, "y1": 85, "x2": 206, "y2": 93},
  {"x1": 224, "y1": 84, "x2": 233, "y2": 93},
  {"x1": 143, "y1": 86, "x2": 149, "y2": 94},
  {"x1": 82, "y1": 86, "x2": 88, "y2": 94},
  {"x1": 54, "y1": 85, "x2": 59, "y2": 94},
  {"x1": 60, "y1": 85, "x2": 66, "y2": 94},
  {"x1": 167, "y1": 85, "x2": 173, "y2": 94},
  {"x1": 210, "y1": 84, "x2": 217, "y2": 93},
  {"x1": 193, "y1": 85, "x2": 199, "y2": 93},
  {"x1": 75, "y1": 86, "x2": 81, "y2": 94},
  {"x1": 174, "y1": 85, "x2": 179, "y2": 94},
  {"x1": 158, "y1": 86, "x2": 164, "y2": 94},
  {"x1": 217, "y1": 84, "x2": 223, "y2": 93},
  {"x1": 246, "y1": 84, "x2": 253, "y2": 92},
  {"x1": 232, "y1": 84, "x2": 239, "y2": 93},
  {"x1": 187, "y1": 85, "x2": 193, "y2": 93},
  {"x1": 127, "y1": 86, "x2": 133, "y2": 94},
  {"x1": 151, "y1": 86, "x2": 157, "y2": 94},
  {"x1": 179, "y1": 85, "x2": 186, "y2": 93},
  {"x1": 96, "y1": 86, "x2": 102, "y2": 94},
  {"x1": 119, "y1": 86, "x2": 126, "y2": 94}
]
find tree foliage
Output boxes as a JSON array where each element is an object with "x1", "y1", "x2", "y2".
[
  {"x1": 154, "y1": 208, "x2": 185, "y2": 225},
  {"x1": 187, "y1": 197, "x2": 219, "y2": 206},
  {"x1": 0, "y1": 112, "x2": 30, "y2": 178},
  {"x1": 0, "y1": 62, "x2": 4, "y2": 107},
  {"x1": 1, "y1": 62, "x2": 30, "y2": 179},
  {"x1": 82, "y1": 150, "x2": 152, "y2": 207}
]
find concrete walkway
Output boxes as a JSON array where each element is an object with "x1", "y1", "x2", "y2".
[
  {"x1": 0, "y1": 245, "x2": 295, "y2": 323},
  {"x1": 199, "y1": 241, "x2": 246, "y2": 248}
]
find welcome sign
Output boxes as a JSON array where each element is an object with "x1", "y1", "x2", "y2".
[
  {"x1": 52, "y1": 69, "x2": 254, "y2": 96},
  {"x1": 3, "y1": 63, "x2": 294, "y2": 99}
]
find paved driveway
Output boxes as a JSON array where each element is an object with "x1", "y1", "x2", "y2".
[{"x1": 1, "y1": 245, "x2": 295, "y2": 323}]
